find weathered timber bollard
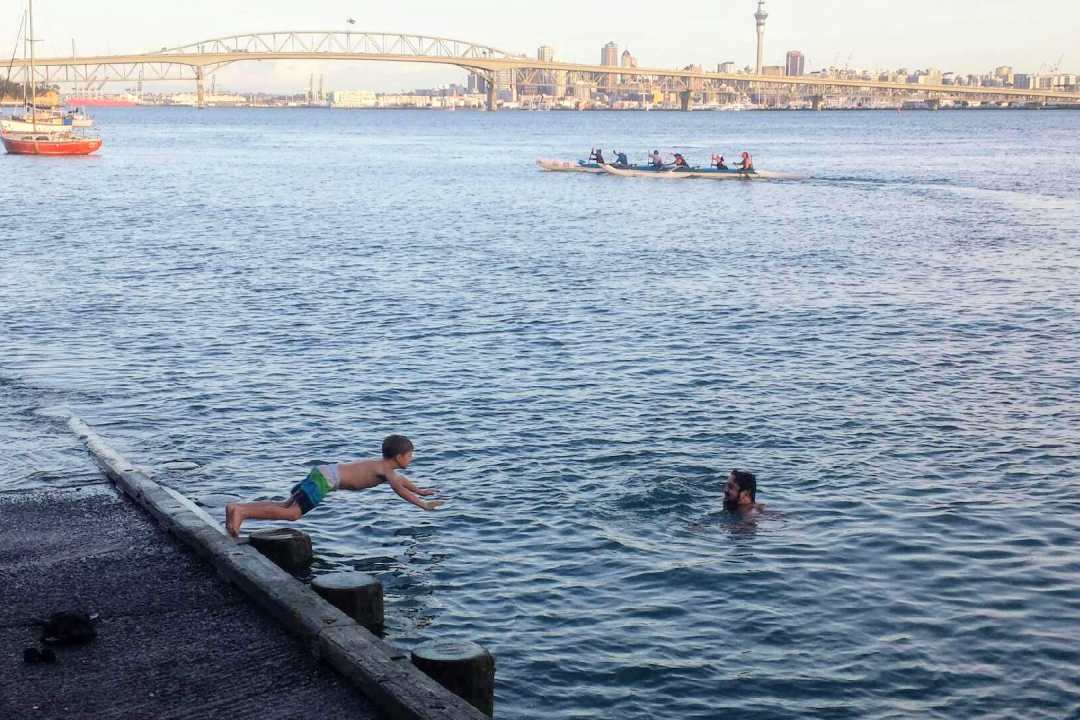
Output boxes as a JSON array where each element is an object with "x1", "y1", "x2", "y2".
[
  {"x1": 248, "y1": 528, "x2": 312, "y2": 572},
  {"x1": 312, "y1": 571, "x2": 384, "y2": 632},
  {"x1": 411, "y1": 639, "x2": 495, "y2": 717}
]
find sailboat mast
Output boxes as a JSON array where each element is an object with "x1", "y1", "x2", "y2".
[{"x1": 28, "y1": 0, "x2": 35, "y2": 130}]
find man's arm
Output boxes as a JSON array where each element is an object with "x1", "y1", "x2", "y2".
[{"x1": 388, "y1": 475, "x2": 442, "y2": 511}]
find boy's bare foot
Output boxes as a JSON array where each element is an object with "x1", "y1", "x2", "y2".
[{"x1": 225, "y1": 503, "x2": 241, "y2": 538}]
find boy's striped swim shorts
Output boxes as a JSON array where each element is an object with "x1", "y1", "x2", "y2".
[{"x1": 290, "y1": 467, "x2": 334, "y2": 515}]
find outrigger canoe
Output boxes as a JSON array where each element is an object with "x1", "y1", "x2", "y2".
[
  {"x1": 536, "y1": 158, "x2": 607, "y2": 173},
  {"x1": 538, "y1": 158, "x2": 793, "y2": 180},
  {"x1": 537, "y1": 158, "x2": 685, "y2": 174}
]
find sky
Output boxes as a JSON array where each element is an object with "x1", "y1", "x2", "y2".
[{"x1": 5, "y1": 0, "x2": 1079, "y2": 93}]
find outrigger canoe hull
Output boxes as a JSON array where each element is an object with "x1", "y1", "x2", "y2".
[
  {"x1": 600, "y1": 164, "x2": 778, "y2": 180},
  {"x1": 536, "y1": 158, "x2": 606, "y2": 174}
]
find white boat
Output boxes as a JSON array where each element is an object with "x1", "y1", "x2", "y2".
[
  {"x1": 536, "y1": 158, "x2": 606, "y2": 174},
  {"x1": 1, "y1": 107, "x2": 92, "y2": 133}
]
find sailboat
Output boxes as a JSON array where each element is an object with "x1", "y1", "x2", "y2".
[{"x1": 1, "y1": 0, "x2": 102, "y2": 156}]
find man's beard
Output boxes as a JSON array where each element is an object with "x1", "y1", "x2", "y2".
[{"x1": 724, "y1": 496, "x2": 740, "y2": 512}]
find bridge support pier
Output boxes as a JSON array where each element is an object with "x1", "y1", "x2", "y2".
[
  {"x1": 195, "y1": 66, "x2": 206, "y2": 109},
  {"x1": 679, "y1": 91, "x2": 693, "y2": 112},
  {"x1": 811, "y1": 95, "x2": 825, "y2": 111},
  {"x1": 486, "y1": 81, "x2": 497, "y2": 112}
]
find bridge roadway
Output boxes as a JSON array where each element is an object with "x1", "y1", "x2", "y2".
[{"x1": 11, "y1": 30, "x2": 1080, "y2": 109}]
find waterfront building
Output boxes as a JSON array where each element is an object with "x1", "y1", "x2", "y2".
[
  {"x1": 538, "y1": 46, "x2": 554, "y2": 63},
  {"x1": 762, "y1": 65, "x2": 784, "y2": 77},
  {"x1": 331, "y1": 90, "x2": 377, "y2": 108},
  {"x1": 786, "y1": 50, "x2": 805, "y2": 77},
  {"x1": 718, "y1": 61, "x2": 737, "y2": 74}
]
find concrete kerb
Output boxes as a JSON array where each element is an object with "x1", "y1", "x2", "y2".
[{"x1": 68, "y1": 416, "x2": 489, "y2": 720}]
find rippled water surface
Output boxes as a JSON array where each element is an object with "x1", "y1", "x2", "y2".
[{"x1": 3, "y1": 108, "x2": 1080, "y2": 719}]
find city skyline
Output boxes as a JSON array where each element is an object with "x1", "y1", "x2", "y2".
[{"x1": 7, "y1": 0, "x2": 1078, "y2": 92}]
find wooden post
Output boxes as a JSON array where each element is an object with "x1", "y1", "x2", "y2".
[
  {"x1": 411, "y1": 639, "x2": 495, "y2": 717},
  {"x1": 248, "y1": 528, "x2": 312, "y2": 572},
  {"x1": 312, "y1": 571, "x2": 384, "y2": 632}
]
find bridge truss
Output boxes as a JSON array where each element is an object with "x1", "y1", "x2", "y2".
[{"x1": 9, "y1": 30, "x2": 1080, "y2": 110}]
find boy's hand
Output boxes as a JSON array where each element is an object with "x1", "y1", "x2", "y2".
[{"x1": 423, "y1": 500, "x2": 445, "y2": 511}]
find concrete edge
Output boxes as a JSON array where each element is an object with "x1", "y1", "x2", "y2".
[{"x1": 68, "y1": 416, "x2": 488, "y2": 720}]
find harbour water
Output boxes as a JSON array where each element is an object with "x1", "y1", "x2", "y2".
[{"x1": 2, "y1": 107, "x2": 1079, "y2": 719}]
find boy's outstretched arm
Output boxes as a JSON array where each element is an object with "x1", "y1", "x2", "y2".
[
  {"x1": 396, "y1": 473, "x2": 436, "y2": 497},
  {"x1": 388, "y1": 476, "x2": 443, "y2": 511}
]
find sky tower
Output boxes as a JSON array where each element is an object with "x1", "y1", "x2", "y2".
[{"x1": 754, "y1": 0, "x2": 768, "y2": 75}]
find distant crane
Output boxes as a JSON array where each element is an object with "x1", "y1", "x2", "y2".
[{"x1": 1038, "y1": 55, "x2": 1064, "y2": 76}]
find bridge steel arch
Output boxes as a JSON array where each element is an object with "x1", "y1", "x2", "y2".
[{"x1": 11, "y1": 30, "x2": 1080, "y2": 110}]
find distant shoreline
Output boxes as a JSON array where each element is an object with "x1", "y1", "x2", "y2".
[{"x1": 61, "y1": 104, "x2": 1080, "y2": 112}]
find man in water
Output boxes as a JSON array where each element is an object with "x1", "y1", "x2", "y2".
[{"x1": 724, "y1": 469, "x2": 764, "y2": 514}]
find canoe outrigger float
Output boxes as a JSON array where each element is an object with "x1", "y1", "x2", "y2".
[{"x1": 536, "y1": 158, "x2": 791, "y2": 180}]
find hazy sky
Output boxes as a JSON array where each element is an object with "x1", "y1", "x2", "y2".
[{"x1": 7, "y1": 1, "x2": 1079, "y2": 92}]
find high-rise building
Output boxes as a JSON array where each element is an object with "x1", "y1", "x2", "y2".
[
  {"x1": 601, "y1": 42, "x2": 619, "y2": 91},
  {"x1": 718, "y1": 61, "x2": 737, "y2": 74},
  {"x1": 495, "y1": 69, "x2": 515, "y2": 101},
  {"x1": 467, "y1": 72, "x2": 487, "y2": 94},
  {"x1": 601, "y1": 42, "x2": 619, "y2": 67},
  {"x1": 786, "y1": 50, "x2": 805, "y2": 77},
  {"x1": 537, "y1": 46, "x2": 555, "y2": 96},
  {"x1": 621, "y1": 50, "x2": 637, "y2": 69},
  {"x1": 754, "y1": 1, "x2": 768, "y2": 75}
]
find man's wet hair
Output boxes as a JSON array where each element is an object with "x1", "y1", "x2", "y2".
[
  {"x1": 382, "y1": 435, "x2": 414, "y2": 459},
  {"x1": 730, "y1": 470, "x2": 757, "y2": 502}
]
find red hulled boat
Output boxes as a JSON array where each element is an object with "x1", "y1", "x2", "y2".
[
  {"x1": 2, "y1": 0, "x2": 103, "y2": 156},
  {"x1": 1, "y1": 130, "x2": 102, "y2": 155}
]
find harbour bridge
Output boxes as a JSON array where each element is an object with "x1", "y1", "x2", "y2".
[{"x1": 11, "y1": 30, "x2": 1080, "y2": 110}]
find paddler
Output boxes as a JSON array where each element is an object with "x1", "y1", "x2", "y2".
[
  {"x1": 672, "y1": 153, "x2": 689, "y2": 170},
  {"x1": 650, "y1": 150, "x2": 664, "y2": 168},
  {"x1": 614, "y1": 151, "x2": 629, "y2": 167},
  {"x1": 589, "y1": 148, "x2": 606, "y2": 165},
  {"x1": 738, "y1": 151, "x2": 754, "y2": 173}
]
